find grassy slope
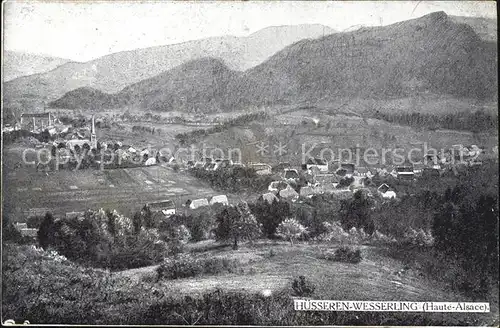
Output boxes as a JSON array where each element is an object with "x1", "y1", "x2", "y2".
[
  {"x1": 4, "y1": 241, "x2": 497, "y2": 325},
  {"x1": 118, "y1": 240, "x2": 470, "y2": 302}
]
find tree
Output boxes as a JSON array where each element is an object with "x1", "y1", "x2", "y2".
[
  {"x1": 214, "y1": 202, "x2": 262, "y2": 249},
  {"x1": 276, "y1": 218, "x2": 308, "y2": 245},
  {"x1": 141, "y1": 204, "x2": 154, "y2": 228},
  {"x1": 38, "y1": 212, "x2": 55, "y2": 249},
  {"x1": 339, "y1": 190, "x2": 375, "y2": 235},
  {"x1": 250, "y1": 199, "x2": 291, "y2": 239},
  {"x1": 132, "y1": 212, "x2": 143, "y2": 235}
]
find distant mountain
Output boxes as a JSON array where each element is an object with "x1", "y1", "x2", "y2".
[
  {"x1": 2, "y1": 50, "x2": 71, "y2": 81},
  {"x1": 50, "y1": 58, "x2": 240, "y2": 112},
  {"x1": 229, "y1": 11, "x2": 497, "y2": 107},
  {"x1": 450, "y1": 15, "x2": 497, "y2": 42},
  {"x1": 50, "y1": 12, "x2": 497, "y2": 113},
  {"x1": 3, "y1": 24, "x2": 334, "y2": 111}
]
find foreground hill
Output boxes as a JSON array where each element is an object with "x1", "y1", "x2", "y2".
[
  {"x1": 2, "y1": 50, "x2": 71, "y2": 82},
  {"x1": 3, "y1": 24, "x2": 334, "y2": 111},
  {"x1": 50, "y1": 12, "x2": 497, "y2": 113},
  {"x1": 4, "y1": 242, "x2": 496, "y2": 325}
]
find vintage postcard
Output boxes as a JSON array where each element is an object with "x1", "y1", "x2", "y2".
[{"x1": 1, "y1": 1, "x2": 498, "y2": 326}]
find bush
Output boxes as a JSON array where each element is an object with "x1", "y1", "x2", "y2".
[
  {"x1": 276, "y1": 218, "x2": 308, "y2": 245},
  {"x1": 291, "y1": 275, "x2": 316, "y2": 297},
  {"x1": 37, "y1": 209, "x2": 168, "y2": 270},
  {"x1": 156, "y1": 254, "x2": 240, "y2": 280},
  {"x1": 318, "y1": 246, "x2": 362, "y2": 264},
  {"x1": 333, "y1": 247, "x2": 362, "y2": 263}
]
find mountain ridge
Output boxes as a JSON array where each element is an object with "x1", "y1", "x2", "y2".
[
  {"x1": 49, "y1": 12, "x2": 497, "y2": 113},
  {"x1": 2, "y1": 51, "x2": 72, "y2": 82},
  {"x1": 3, "y1": 24, "x2": 335, "y2": 111}
]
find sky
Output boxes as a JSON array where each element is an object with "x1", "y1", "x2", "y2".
[{"x1": 3, "y1": 1, "x2": 497, "y2": 62}]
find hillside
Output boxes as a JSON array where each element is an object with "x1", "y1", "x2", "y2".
[
  {"x1": 450, "y1": 15, "x2": 497, "y2": 42},
  {"x1": 2, "y1": 50, "x2": 71, "y2": 82},
  {"x1": 50, "y1": 12, "x2": 497, "y2": 113},
  {"x1": 229, "y1": 11, "x2": 497, "y2": 108},
  {"x1": 50, "y1": 58, "x2": 240, "y2": 112},
  {"x1": 3, "y1": 24, "x2": 334, "y2": 111}
]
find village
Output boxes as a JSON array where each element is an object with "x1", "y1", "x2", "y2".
[{"x1": 3, "y1": 110, "x2": 489, "y2": 240}]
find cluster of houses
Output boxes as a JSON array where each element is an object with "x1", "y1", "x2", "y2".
[
  {"x1": 13, "y1": 222, "x2": 38, "y2": 239},
  {"x1": 254, "y1": 146, "x2": 486, "y2": 204}
]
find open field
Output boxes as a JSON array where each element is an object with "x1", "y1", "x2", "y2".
[
  {"x1": 2, "y1": 146, "x2": 250, "y2": 219},
  {"x1": 115, "y1": 240, "x2": 498, "y2": 321}
]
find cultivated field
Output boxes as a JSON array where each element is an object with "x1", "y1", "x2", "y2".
[{"x1": 2, "y1": 145, "x2": 248, "y2": 219}]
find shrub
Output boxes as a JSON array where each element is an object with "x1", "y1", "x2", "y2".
[
  {"x1": 156, "y1": 254, "x2": 240, "y2": 281},
  {"x1": 291, "y1": 275, "x2": 315, "y2": 297},
  {"x1": 276, "y1": 218, "x2": 308, "y2": 245},
  {"x1": 333, "y1": 246, "x2": 362, "y2": 264},
  {"x1": 317, "y1": 246, "x2": 362, "y2": 264},
  {"x1": 157, "y1": 254, "x2": 203, "y2": 280}
]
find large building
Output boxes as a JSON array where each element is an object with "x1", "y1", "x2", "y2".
[{"x1": 20, "y1": 112, "x2": 52, "y2": 131}]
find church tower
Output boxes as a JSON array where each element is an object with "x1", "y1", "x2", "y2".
[{"x1": 90, "y1": 115, "x2": 97, "y2": 149}]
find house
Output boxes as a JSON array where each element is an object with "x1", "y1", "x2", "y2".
[
  {"x1": 336, "y1": 163, "x2": 355, "y2": 176},
  {"x1": 283, "y1": 169, "x2": 300, "y2": 182},
  {"x1": 355, "y1": 167, "x2": 371, "y2": 178},
  {"x1": 422, "y1": 168, "x2": 441, "y2": 179},
  {"x1": 268, "y1": 181, "x2": 290, "y2": 195},
  {"x1": 272, "y1": 162, "x2": 291, "y2": 173},
  {"x1": 66, "y1": 139, "x2": 91, "y2": 151},
  {"x1": 249, "y1": 163, "x2": 272, "y2": 175},
  {"x1": 189, "y1": 198, "x2": 210, "y2": 210},
  {"x1": 210, "y1": 195, "x2": 229, "y2": 206},
  {"x1": 260, "y1": 192, "x2": 279, "y2": 205},
  {"x1": 306, "y1": 158, "x2": 328, "y2": 172},
  {"x1": 395, "y1": 166, "x2": 415, "y2": 181},
  {"x1": 232, "y1": 162, "x2": 246, "y2": 168},
  {"x1": 144, "y1": 157, "x2": 157, "y2": 166},
  {"x1": 193, "y1": 161, "x2": 205, "y2": 169},
  {"x1": 15, "y1": 222, "x2": 27, "y2": 230},
  {"x1": 413, "y1": 163, "x2": 425, "y2": 176},
  {"x1": 315, "y1": 174, "x2": 340, "y2": 189},
  {"x1": 424, "y1": 152, "x2": 441, "y2": 165},
  {"x1": 206, "y1": 163, "x2": 217, "y2": 171},
  {"x1": 14, "y1": 223, "x2": 37, "y2": 238},
  {"x1": 148, "y1": 200, "x2": 176, "y2": 217},
  {"x1": 278, "y1": 186, "x2": 299, "y2": 201},
  {"x1": 66, "y1": 211, "x2": 85, "y2": 219},
  {"x1": 354, "y1": 188, "x2": 373, "y2": 198},
  {"x1": 212, "y1": 159, "x2": 232, "y2": 171},
  {"x1": 299, "y1": 186, "x2": 322, "y2": 198},
  {"x1": 377, "y1": 184, "x2": 396, "y2": 199},
  {"x1": 20, "y1": 228, "x2": 38, "y2": 238}
]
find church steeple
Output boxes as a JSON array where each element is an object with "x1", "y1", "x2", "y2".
[{"x1": 90, "y1": 115, "x2": 97, "y2": 149}]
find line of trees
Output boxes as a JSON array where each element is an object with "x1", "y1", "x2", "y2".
[
  {"x1": 189, "y1": 166, "x2": 274, "y2": 193},
  {"x1": 373, "y1": 110, "x2": 498, "y2": 132},
  {"x1": 176, "y1": 111, "x2": 269, "y2": 145},
  {"x1": 131, "y1": 125, "x2": 162, "y2": 135}
]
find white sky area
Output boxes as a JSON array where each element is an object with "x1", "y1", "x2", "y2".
[{"x1": 3, "y1": 1, "x2": 497, "y2": 62}]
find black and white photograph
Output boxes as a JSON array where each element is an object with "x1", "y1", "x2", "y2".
[{"x1": 1, "y1": 1, "x2": 498, "y2": 326}]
